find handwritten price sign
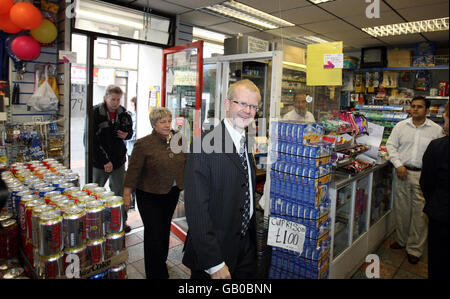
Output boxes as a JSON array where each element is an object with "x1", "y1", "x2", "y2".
[
  {"x1": 267, "y1": 217, "x2": 306, "y2": 254},
  {"x1": 324, "y1": 53, "x2": 343, "y2": 69}
]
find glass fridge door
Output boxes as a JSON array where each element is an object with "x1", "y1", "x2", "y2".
[
  {"x1": 333, "y1": 184, "x2": 353, "y2": 258},
  {"x1": 370, "y1": 164, "x2": 393, "y2": 226},
  {"x1": 162, "y1": 41, "x2": 203, "y2": 143},
  {"x1": 353, "y1": 176, "x2": 370, "y2": 241},
  {"x1": 202, "y1": 63, "x2": 219, "y2": 132}
]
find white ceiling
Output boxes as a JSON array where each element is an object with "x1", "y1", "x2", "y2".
[{"x1": 104, "y1": 0, "x2": 449, "y2": 51}]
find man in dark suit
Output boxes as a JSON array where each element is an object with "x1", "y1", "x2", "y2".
[
  {"x1": 183, "y1": 79, "x2": 261, "y2": 279},
  {"x1": 420, "y1": 102, "x2": 449, "y2": 279}
]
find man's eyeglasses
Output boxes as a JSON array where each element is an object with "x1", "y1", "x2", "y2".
[{"x1": 230, "y1": 99, "x2": 259, "y2": 112}]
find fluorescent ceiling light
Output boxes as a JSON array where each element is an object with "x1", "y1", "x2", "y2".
[
  {"x1": 202, "y1": 0, "x2": 295, "y2": 30},
  {"x1": 362, "y1": 17, "x2": 449, "y2": 37},
  {"x1": 308, "y1": 0, "x2": 336, "y2": 4},
  {"x1": 293, "y1": 35, "x2": 331, "y2": 44},
  {"x1": 283, "y1": 61, "x2": 307, "y2": 69},
  {"x1": 193, "y1": 27, "x2": 227, "y2": 44}
]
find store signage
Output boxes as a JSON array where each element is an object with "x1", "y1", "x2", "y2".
[
  {"x1": 267, "y1": 217, "x2": 306, "y2": 254},
  {"x1": 247, "y1": 36, "x2": 269, "y2": 53},
  {"x1": 324, "y1": 53, "x2": 344, "y2": 69},
  {"x1": 173, "y1": 70, "x2": 197, "y2": 86}
]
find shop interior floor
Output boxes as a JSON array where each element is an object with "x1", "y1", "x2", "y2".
[{"x1": 123, "y1": 209, "x2": 428, "y2": 279}]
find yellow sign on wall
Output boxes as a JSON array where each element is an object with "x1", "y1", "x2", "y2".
[{"x1": 306, "y1": 42, "x2": 343, "y2": 86}]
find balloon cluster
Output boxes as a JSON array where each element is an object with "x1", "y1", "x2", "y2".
[{"x1": 0, "y1": 0, "x2": 57, "y2": 63}]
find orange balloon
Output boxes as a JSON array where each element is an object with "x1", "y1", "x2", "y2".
[
  {"x1": 9, "y1": 2, "x2": 42, "y2": 30},
  {"x1": 0, "y1": 12, "x2": 22, "y2": 34},
  {"x1": 0, "y1": 0, "x2": 14, "y2": 15}
]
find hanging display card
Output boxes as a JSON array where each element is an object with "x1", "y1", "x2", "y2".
[
  {"x1": 307, "y1": 42, "x2": 343, "y2": 86},
  {"x1": 267, "y1": 217, "x2": 306, "y2": 254}
]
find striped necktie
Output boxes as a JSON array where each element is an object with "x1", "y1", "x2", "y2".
[{"x1": 239, "y1": 135, "x2": 250, "y2": 236}]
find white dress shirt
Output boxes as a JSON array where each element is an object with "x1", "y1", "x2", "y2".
[
  {"x1": 205, "y1": 119, "x2": 254, "y2": 275},
  {"x1": 283, "y1": 109, "x2": 315, "y2": 123},
  {"x1": 386, "y1": 118, "x2": 443, "y2": 169}
]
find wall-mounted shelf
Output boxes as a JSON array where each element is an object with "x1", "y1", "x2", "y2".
[{"x1": 353, "y1": 65, "x2": 449, "y2": 72}]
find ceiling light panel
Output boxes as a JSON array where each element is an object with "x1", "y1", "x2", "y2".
[
  {"x1": 308, "y1": 0, "x2": 336, "y2": 4},
  {"x1": 362, "y1": 17, "x2": 449, "y2": 37},
  {"x1": 202, "y1": 0, "x2": 295, "y2": 30}
]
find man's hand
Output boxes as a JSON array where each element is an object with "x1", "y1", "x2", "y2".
[
  {"x1": 116, "y1": 130, "x2": 128, "y2": 139},
  {"x1": 123, "y1": 192, "x2": 132, "y2": 211},
  {"x1": 396, "y1": 166, "x2": 408, "y2": 180},
  {"x1": 104, "y1": 162, "x2": 113, "y2": 173},
  {"x1": 210, "y1": 264, "x2": 231, "y2": 279}
]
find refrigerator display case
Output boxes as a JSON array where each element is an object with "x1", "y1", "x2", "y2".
[
  {"x1": 329, "y1": 161, "x2": 395, "y2": 278},
  {"x1": 162, "y1": 41, "x2": 204, "y2": 143}
]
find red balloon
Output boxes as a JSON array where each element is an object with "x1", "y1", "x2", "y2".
[
  {"x1": 9, "y1": 2, "x2": 42, "y2": 30},
  {"x1": 11, "y1": 36, "x2": 41, "y2": 61},
  {"x1": 0, "y1": 12, "x2": 22, "y2": 33},
  {"x1": 0, "y1": 0, "x2": 14, "y2": 15}
]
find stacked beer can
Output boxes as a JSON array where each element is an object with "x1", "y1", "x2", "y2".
[
  {"x1": 2, "y1": 159, "x2": 127, "y2": 279},
  {"x1": 268, "y1": 121, "x2": 332, "y2": 279}
]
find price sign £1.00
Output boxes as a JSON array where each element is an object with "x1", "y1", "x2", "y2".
[{"x1": 267, "y1": 217, "x2": 306, "y2": 254}]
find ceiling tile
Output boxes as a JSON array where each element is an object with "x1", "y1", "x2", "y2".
[
  {"x1": 130, "y1": 0, "x2": 191, "y2": 14},
  {"x1": 343, "y1": 11, "x2": 405, "y2": 28},
  {"x1": 238, "y1": 0, "x2": 312, "y2": 14},
  {"x1": 420, "y1": 31, "x2": 450, "y2": 43},
  {"x1": 338, "y1": 37, "x2": 385, "y2": 49},
  {"x1": 164, "y1": 0, "x2": 223, "y2": 9},
  {"x1": 178, "y1": 10, "x2": 227, "y2": 26},
  {"x1": 277, "y1": 5, "x2": 338, "y2": 25},
  {"x1": 208, "y1": 21, "x2": 258, "y2": 35},
  {"x1": 325, "y1": 28, "x2": 372, "y2": 40},
  {"x1": 265, "y1": 26, "x2": 315, "y2": 38},
  {"x1": 384, "y1": 0, "x2": 448, "y2": 10},
  {"x1": 318, "y1": 0, "x2": 391, "y2": 18},
  {"x1": 301, "y1": 19, "x2": 356, "y2": 35},
  {"x1": 396, "y1": 2, "x2": 449, "y2": 21},
  {"x1": 378, "y1": 33, "x2": 427, "y2": 46}
]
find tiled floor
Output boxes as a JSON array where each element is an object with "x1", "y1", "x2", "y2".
[
  {"x1": 124, "y1": 209, "x2": 428, "y2": 279},
  {"x1": 350, "y1": 237, "x2": 428, "y2": 279},
  {"x1": 124, "y1": 209, "x2": 190, "y2": 279}
]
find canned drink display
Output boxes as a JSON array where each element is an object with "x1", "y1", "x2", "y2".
[
  {"x1": 31, "y1": 182, "x2": 49, "y2": 193},
  {"x1": 97, "y1": 191, "x2": 115, "y2": 204},
  {"x1": 0, "y1": 219, "x2": 19, "y2": 259},
  {"x1": 64, "y1": 186, "x2": 80, "y2": 198},
  {"x1": 64, "y1": 244, "x2": 87, "y2": 271},
  {"x1": 108, "y1": 263, "x2": 127, "y2": 279},
  {"x1": 76, "y1": 195, "x2": 95, "y2": 206},
  {"x1": 14, "y1": 189, "x2": 33, "y2": 215},
  {"x1": 63, "y1": 206, "x2": 86, "y2": 249},
  {"x1": 105, "y1": 196, "x2": 124, "y2": 234},
  {"x1": 56, "y1": 199, "x2": 76, "y2": 215},
  {"x1": 2, "y1": 267, "x2": 25, "y2": 279},
  {"x1": 65, "y1": 173, "x2": 79, "y2": 187},
  {"x1": 10, "y1": 185, "x2": 28, "y2": 216},
  {"x1": 44, "y1": 190, "x2": 62, "y2": 204},
  {"x1": 16, "y1": 169, "x2": 33, "y2": 182},
  {"x1": 39, "y1": 211, "x2": 63, "y2": 257},
  {"x1": 38, "y1": 186, "x2": 56, "y2": 199},
  {"x1": 48, "y1": 195, "x2": 67, "y2": 208},
  {"x1": 86, "y1": 237, "x2": 106, "y2": 265},
  {"x1": 25, "y1": 199, "x2": 47, "y2": 242},
  {"x1": 23, "y1": 176, "x2": 41, "y2": 187},
  {"x1": 90, "y1": 187, "x2": 107, "y2": 198},
  {"x1": 70, "y1": 190, "x2": 89, "y2": 202},
  {"x1": 105, "y1": 231, "x2": 125, "y2": 259},
  {"x1": 82, "y1": 183, "x2": 99, "y2": 194},
  {"x1": 0, "y1": 212, "x2": 13, "y2": 222},
  {"x1": 42, "y1": 158, "x2": 57, "y2": 166},
  {"x1": 31, "y1": 205, "x2": 55, "y2": 250},
  {"x1": 43, "y1": 173, "x2": 59, "y2": 184},
  {"x1": 86, "y1": 200, "x2": 105, "y2": 240},
  {"x1": 51, "y1": 178, "x2": 66, "y2": 188},
  {"x1": 88, "y1": 270, "x2": 108, "y2": 279},
  {"x1": 56, "y1": 182, "x2": 75, "y2": 194},
  {"x1": 38, "y1": 251, "x2": 64, "y2": 279},
  {"x1": 18, "y1": 194, "x2": 40, "y2": 241}
]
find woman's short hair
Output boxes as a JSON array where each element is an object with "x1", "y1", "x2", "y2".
[
  {"x1": 104, "y1": 85, "x2": 123, "y2": 98},
  {"x1": 149, "y1": 107, "x2": 172, "y2": 127},
  {"x1": 226, "y1": 79, "x2": 261, "y2": 102}
]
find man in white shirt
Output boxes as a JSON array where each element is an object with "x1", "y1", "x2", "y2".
[
  {"x1": 283, "y1": 92, "x2": 315, "y2": 123},
  {"x1": 386, "y1": 96, "x2": 444, "y2": 264},
  {"x1": 183, "y1": 79, "x2": 260, "y2": 279}
]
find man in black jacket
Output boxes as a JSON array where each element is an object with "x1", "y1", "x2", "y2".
[{"x1": 93, "y1": 85, "x2": 133, "y2": 231}]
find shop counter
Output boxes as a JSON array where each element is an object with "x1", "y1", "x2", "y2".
[{"x1": 328, "y1": 160, "x2": 395, "y2": 278}]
